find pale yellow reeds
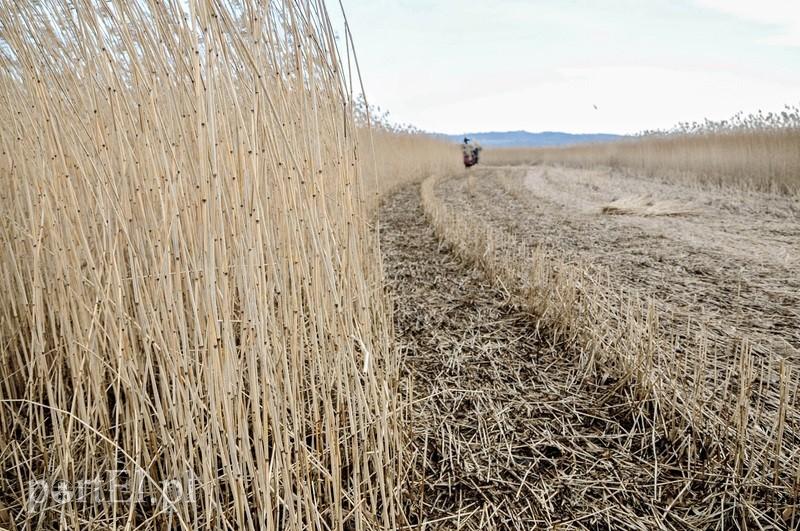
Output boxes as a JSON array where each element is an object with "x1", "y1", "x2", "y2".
[
  {"x1": 0, "y1": 1, "x2": 452, "y2": 529},
  {"x1": 485, "y1": 127, "x2": 800, "y2": 194},
  {"x1": 360, "y1": 127, "x2": 459, "y2": 201}
]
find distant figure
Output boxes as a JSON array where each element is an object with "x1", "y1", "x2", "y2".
[{"x1": 462, "y1": 137, "x2": 482, "y2": 168}]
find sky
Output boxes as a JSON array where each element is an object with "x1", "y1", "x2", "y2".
[{"x1": 328, "y1": 0, "x2": 800, "y2": 135}]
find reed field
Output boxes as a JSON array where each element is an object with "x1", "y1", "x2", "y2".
[
  {"x1": 0, "y1": 1, "x2": 452, "y2": 529},
  {"x1": 382, "y1": 109, "x2": 799, "y2": 528},
  {"x1": 2, "y1": 0, "x2": 799, "y2": 530},
  {"x1": 409, "y1": 166, "x2": 799, "y2": 527},
  {"x1": 484, "y1": 111, "x2": 800, "y2": 194}
]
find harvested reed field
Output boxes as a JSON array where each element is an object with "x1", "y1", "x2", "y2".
[
  {"x1": 461, "y1": 165, "x2": 799, "y2": 357},
  {"x1": 385, "y1": 165, "x2": 800, "y2": 529},
  {"x1": 382, "y1": 185, "x2": 715, "y2": 529},
  {"x1": 3, "y1": 0, "x2": 798, "y2": 529}
]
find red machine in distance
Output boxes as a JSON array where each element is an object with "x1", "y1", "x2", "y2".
[{"x1": 462, "y1": 137, "x2": 482, "y2": 168}]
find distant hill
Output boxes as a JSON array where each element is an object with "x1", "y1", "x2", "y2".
[{"x1": 443, "y1": 130, "x2": 626, "y2": 148}]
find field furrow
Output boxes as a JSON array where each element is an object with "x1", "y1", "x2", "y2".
[{"x1": 439, "y1": 167, "x2": 799, "y2": 358}]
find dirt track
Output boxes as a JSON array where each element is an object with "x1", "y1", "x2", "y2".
[{"x1": 380, "y1": 185, "x2": 720, "y2": 530}]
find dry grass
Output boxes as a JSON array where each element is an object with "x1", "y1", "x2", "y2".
[
  {"x1": 0, "y1": 1, "x2": 453, "y2": 529},
  {"x1": 420, "y1": 170, "x2": 800, "y2": 528},
  {"x1": 4, "y1": 0, "x2": 795, "y2": 528},
  {"x1": 484, "y1": 128, "x2": 800, "y2": 194}
]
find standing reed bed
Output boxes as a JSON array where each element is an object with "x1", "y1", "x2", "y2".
[
  {"x1": 0, "y1": 1, "x2": 443, "y2": 528},
  {"x1": 421, "y1": 172, "x2": 800, "y2": 527},
  {"x1": 352, "y1": 97, "x2": 459, "y2": 204},
  {"x1": 484, "y1": 110, "x2": 800, "y2": 195},
  {"x1": 359, "y1": 128, "x2": 459, "y2": 202}
]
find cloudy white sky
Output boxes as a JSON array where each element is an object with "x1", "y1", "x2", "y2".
[{"x1": 329, "y1": 0, "x2": 800, "y2": 134}]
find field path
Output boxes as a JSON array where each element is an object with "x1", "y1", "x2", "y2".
[{"x1": 380, "y1": 184, "x2": 704, "y2": 530}]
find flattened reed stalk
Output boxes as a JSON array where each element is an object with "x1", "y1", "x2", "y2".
[
  {"x1": 484, "y1": 127, "x2": 800, "y2": 195},
  {"x1": 0, "y1": 1, "x2": 404, "y2": 528}
]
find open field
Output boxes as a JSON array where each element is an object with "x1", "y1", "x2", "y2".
[
  {"x1": 484, "y1": 165, "x2": 799, "y2": 356},
  {"x1": 398, "y1": 164, "x2": 800, "y2": 528},
  {"x1": 382, "y1": 185, "x2": 713, "y2": 529},
  {"x1": 2, "y1": 1, "x2": 799, "y2": 530}
]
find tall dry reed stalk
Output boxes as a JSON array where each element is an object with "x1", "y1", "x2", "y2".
[
  {"x1": 0, "y1": 1, "x2": 426, "y2": 529},
  {"x1": 351, "y1": 95, "x2": 459, "y2": 202}
]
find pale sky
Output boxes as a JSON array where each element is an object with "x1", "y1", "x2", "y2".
[{"x1": 329, "y1": 0, "x2": 800, "y2": 135}]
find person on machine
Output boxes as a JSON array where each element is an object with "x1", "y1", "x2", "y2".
[{"x1": 462, "y1": 137, "x2": 482, "y2": 168}]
